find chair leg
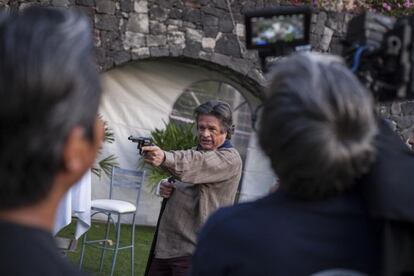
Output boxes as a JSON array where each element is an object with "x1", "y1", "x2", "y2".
[
  {"x1": 131, "y1": 214, "x2": 137, "y2": 276},
  {"x1": 110, "y1": 214, "x2": 122, "y2": 276},
  {"x1": 79, "y1": 230, "x2": 88, "y2": 268},
  {"x1": 99, "y1": 214, "x2": 112, "y2": 272}
]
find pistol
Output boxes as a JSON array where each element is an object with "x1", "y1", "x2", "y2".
[{"x1": 128, "y1": 136, "x2": 154, "y2": 155}]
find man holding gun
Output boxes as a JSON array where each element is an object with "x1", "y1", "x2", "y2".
[{"x1": 142, "y1": 100, "x2": 242, "y2": 276}]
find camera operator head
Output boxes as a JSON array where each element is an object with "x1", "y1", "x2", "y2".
[
  {"x1": 194, "y1": 100, "x2": 234, "y2": 150},
  {"x1": 259, "y1": 53, "x2": 378, "y2": 199},
  {"x1": 0, "y1": 7, "x2": 103, "y2": 213}
]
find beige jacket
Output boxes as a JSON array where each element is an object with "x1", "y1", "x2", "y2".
[{"x1": 154, "y1": 145, "x2": 242, "y2": 259}]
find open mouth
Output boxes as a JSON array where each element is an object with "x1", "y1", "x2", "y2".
[{"x1": 201, "y1": 140, "x2": 212, "y2": 146}]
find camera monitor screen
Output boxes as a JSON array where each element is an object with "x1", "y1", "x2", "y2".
[{"x1": 245, "y1": 7, "x2": 311, "y2": 49}]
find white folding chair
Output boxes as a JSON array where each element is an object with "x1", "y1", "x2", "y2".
[{"x1": 79, "y1": 167, "x2": 145, "y2": 276}]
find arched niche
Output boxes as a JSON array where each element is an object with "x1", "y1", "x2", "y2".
[{"x1": 96, "y1": 59, "x2": 273, "y2": 225}]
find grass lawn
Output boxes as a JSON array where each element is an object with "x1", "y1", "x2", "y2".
[{"x1": 58, "y1": 221, "x2": 155, "y2": 276}]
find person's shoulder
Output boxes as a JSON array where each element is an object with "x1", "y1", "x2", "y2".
[
  {"x1": 200, "y1": 194, "x2": 274, "y2": 238},
  {"x1": 0, "y1": 222, "x2": 85, "y2": 276},
  {"x1": 217, "y1": 147, "x2": 242, "y2": 163}
]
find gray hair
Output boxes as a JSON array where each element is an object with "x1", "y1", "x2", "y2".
[
  {"x1": 259, "y1": 53, "x2": 378, "y2": 199},
  {"x1": 0, "y1": 7, "x2": 101, "y2": 209}
]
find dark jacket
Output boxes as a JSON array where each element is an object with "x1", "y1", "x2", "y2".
[
  {"x1": 0, "y1": 220, "x2": 85, "y2": 276},
  {"x1": 360, "y1": 120, "x2": 414, "y2": 275},
  {"x1": 190, "y1": 189, "x2": 380, "y2": 276}
]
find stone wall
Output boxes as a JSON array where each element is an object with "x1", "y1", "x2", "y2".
[
  {"x1": 0, "y1": 0, "x2": 353, "y2": 97},
  {"x1": 2, "y1": 0, "x2": 414, "y2": 137}
]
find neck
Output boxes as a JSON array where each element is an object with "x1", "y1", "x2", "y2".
[{"x1": 0, "y1": 179, "x2": 67, "y2": 232}]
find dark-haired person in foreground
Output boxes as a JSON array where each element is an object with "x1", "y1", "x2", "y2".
[
  {"x1": 0, "y1": 7, "x2": 103, "y2": 275},
  {"x1": 142, "y1": 100, "x2": 242, "y2": 276},
  {"x1": 190, "y1": 53, "x2": 381, "y2": 275}
]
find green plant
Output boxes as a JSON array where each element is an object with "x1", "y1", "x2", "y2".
[
  {"x1": 92, "y1": 118, "x2": 119, "y2": 178},
  {"x1": 144, "y1": 120, "x2": 198, "y2": 190}
]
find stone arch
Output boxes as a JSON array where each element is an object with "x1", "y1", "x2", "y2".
[{"x1": 114, "y1": 56, "x2": 263, "y2": 100}]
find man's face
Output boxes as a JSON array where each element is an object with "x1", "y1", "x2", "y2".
[{"x1": 197, "y1": 114, "x2": 227, "y2": 151}]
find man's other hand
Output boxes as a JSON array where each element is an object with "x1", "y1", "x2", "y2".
[
  {"x1": 142, "y1": 145, "x2": 165, "y2": 167},
  {"x1": 159, "y1": 180, "x2": 175, "y2": 198}
]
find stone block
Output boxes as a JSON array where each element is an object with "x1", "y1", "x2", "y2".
[
  {"x1": 158, "y1": 0, "x2": 172, "y2": 8},
  {"x1": 75, "y1": 0, "x2": 94, "y2": 6},
  {"x1": 111, "y1": 50, "x2": 131, "y2": 65},
  {"x1": 198, "y1": 51, "x2": 212, "y2": 61},
  {"x1": 150, "y1": 46, "x2": 170, "y2": 57},
  {"x1": 95, "y1": 14, "x2": 119, "y2": 31},
  {"x1": 169, "y1": 8, "x2": 183, "y2": 19},
  {"x1": 96, "y1": 0, "x2": 116, "y2": 14},
  {"x1": 202, "y1": 37, "x2": 215, "y2": 50},
  {"x1": 203, "y1": 6, "x2": 219, "y2": 16},
  {"x1": 100, "y1": 31, "x2": 119, "y2": 48},
  {"x1": 100, "y1": 57, "x2": 114, "y2": 71},
  {"x1": 167, "y1": 24, "x2": 180, "y2": 32},
  {"x1": 202, "y1": 14, "x2": 219, "y2": 27},
  {"x1": 183, "y1": 40, "x2": 202, "y2": 58},
  {"x1": 120, "y1": 0, "x2": 133, "y2": 12},
  {"x1": 204, "y1": 26, "x2": 218, "y2": 38},
  {"x1": 123, "y1": 31, "x2": 146, "y2": 49},
  {"x1": 132, "y1": 47, "x2": 150, "y2": 59},
  {"x1": 127, "y1": 13, "x2": 149, "y2": 33},
  {"x1": 215, "y1": 33, "x2": 241, "y2": 58},
  {"x1": 149, "y1": 6, "x2": 168, "y2": 21},
  {"x1": 183, "y1": 21, "x2": 196, "y2": 29},
  {"x1": 150, "y1": 20, "x2": 167, "y2": 34},
  {"x1": 19, "y1": 2, "x2": 37, "y2": 10},
  {"x1": 95, "y1": 47, "x2": 106, "y2": 64},
  {"x1": 186, "y1": 28, "x2": 203, "y2": 43},
  {"x1": 320, "y1": 27, "x2": 334, "y2": 52},
  {"x1": 72, "y1": 6, "x2": 95, "y2": 19},
  {"x1": 214, "y1": 0, "x2": 227, "y2": 9},
  {"x1": 93, "y1": 29, "x2": 101, "y2": 47},
  {"x1": 169, "y1": 45, "x2": 184, "y2": 56},
  {"x1": 134, "y1": 0, "x2": 147, "y2": 13},
  {"x1": 247, "y1": 68, "x2": 265, "y2": 85},
  {"x1": 183, "y1": 9, "x2": 201, "y2": 25},
  {"x1": 167, "y1": 31, "x2": 185, "y2": 46},
  {"x1": 167, "y1": 19, "x2": 183, "y2": 27},
  {"x1": 147, "y1": 35, "x2": 167, "y2": 47},
  {"x1": 211, "y1": 52, "x2": 232, "y2": 68},
  {"x1": 52, "y1": 0, "x2": 70, "y2": 7},
  {"x1": 236, "y1": 23, "x2": 245, "y2": 37},
  {"x1": 229, "y1": 57, "x2": 250, "y2": 75},
  {"x1": 219, "y1": 19, "x2": 233, "y2": 33}
]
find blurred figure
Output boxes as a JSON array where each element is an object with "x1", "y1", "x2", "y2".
[
  {"x1": 0, "y1": 7, "x2": 103, "y2": 275},
  {"x1": 190, "y1": 53, "x2": 380, "y2": 275}
]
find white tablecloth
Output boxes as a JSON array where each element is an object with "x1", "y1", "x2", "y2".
[{"x1": 53, "y1": 170, "x2": 92, "y2": 239}]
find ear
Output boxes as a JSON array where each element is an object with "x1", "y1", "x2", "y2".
[{"x1": 62, "y1": 127, "x2": 90, "y2": 174}]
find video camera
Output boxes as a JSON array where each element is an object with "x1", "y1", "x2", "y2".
[
  {"x1": 128, "y1": 136, "x2": 153, "y2": 155},
  {"x1": 245, "y1": 6, "x2": 414, "y2": 102}
]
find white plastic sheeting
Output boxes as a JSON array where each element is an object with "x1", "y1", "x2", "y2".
[{"x1": 94, "y1": 60, "x2": 275, "y2": 225}]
